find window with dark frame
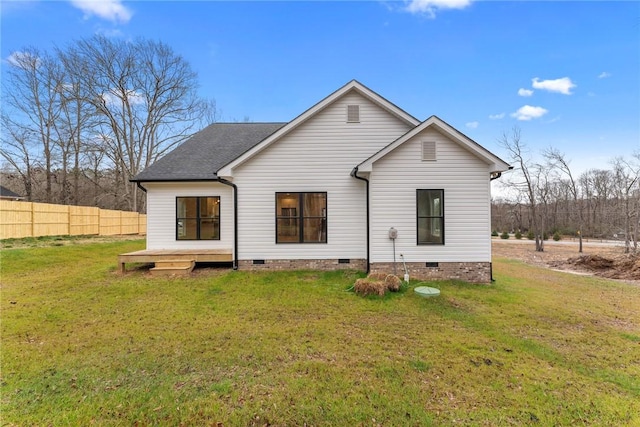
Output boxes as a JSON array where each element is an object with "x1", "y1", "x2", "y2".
[
  {"x1": 417, "y1": 189, "x2": 444, "y2": 245},
  {"x1": 176, "y1": 196, "x2": 220, "y2": 240},
  {"x1": 276, "y1": 192, "x2": 327, "y2": 243}
]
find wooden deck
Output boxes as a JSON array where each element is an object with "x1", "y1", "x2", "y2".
[{"x1": 118, "y1": 249, "x2": 233, "y2": 273}]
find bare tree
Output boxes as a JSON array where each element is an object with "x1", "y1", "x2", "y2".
[
  {"x1": 611, "y1": 156, "x2": 640, "y2": 253},
  {"x1": 53, "y1": 75, "x2": 97, "y2": 205},
  {"x1": 0, "y1": 115, "x2": 36, "y2": 200},
  {"x1": 579, "y1": 168, "x2": 615, "y2": 238},
  {"x1": 499, "y1": 127, "x2": 544, "y2": 251},
  {"x1": 2, "y1": 48, "x2": 65, "y2": 203},
  {"x1": 545, "y1": 148, "x2": 584, "y2": 252},
  {"x1": 60, "y1": 35, "x2": 209, "y2": 211}
]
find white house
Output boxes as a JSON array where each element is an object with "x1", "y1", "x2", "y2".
[{"x1": 131, "y1": 80, "x2": 510, "y2": 282}]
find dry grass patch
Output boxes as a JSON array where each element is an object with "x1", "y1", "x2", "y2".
[{"x1": 354, "y1": 273, "x2": 403, "y2": 296}]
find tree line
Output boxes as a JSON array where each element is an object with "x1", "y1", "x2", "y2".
[
  {"x1": 1, "y1": 35, "x2": 217, "y2": 212},
  {"x1": 2, "y1": 37, "x2": 637, "y2": 250},
  {"x1": 493, "y1": 127, "x2": 639, "y2": 253}
]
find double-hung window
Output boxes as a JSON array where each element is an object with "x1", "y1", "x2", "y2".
[
  {"x1": 276, "y1": 192, "x2": 327, "y2": 243},
  {"x1": 176, "y1": 196, "x2": 220, "y2": 240},
  {"x1": 417, "y1": 189, "x2": 444, "y2": 245}
]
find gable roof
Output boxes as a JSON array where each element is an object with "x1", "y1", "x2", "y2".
[
  {"x1": 132, "y1": 122, "x2": 286, "y2": 182},
  {"x1": 216, "y1": 80, "x2": 420, "y2": 177},
  {"x1": 0, "y1": 185, "x2": 23, "y2": 199},
  {"x1": 356, "y1": 115, "x2": 511, "y2": 174},
  {"x1": 133, "y1": 81, "x2": 510, "y2": 183}
]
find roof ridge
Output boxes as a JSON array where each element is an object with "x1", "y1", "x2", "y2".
[{"x1": 212, "y1": 121, "x2": 288, "y2": 125}]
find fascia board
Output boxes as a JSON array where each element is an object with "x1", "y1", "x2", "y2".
[
  {"x1": 429, "y1": 118, "x2": 511, "y2": 171},
  {"x1": 358, "y1": 116, "x2": 511, "y2": 173},
  {"x1": 217, "y1": 80, "x2": 420, "y2": 177}
]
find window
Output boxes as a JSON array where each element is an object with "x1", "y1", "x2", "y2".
[
  {"x1": 276, "y1": 192, "x2": 327, "y2": 243},
  {"x1": 417, "y1": 190, "x2": 444, "y2": 245},
  {"x1": 176, "y1": 196, "x2": 220, "y2": 240}
]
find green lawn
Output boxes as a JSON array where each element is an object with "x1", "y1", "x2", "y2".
[{"x1": 1, "y1": 239, "x2": 639, "y2": 426}]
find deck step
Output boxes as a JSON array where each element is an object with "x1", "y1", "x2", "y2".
[
  {"x1": 150, "y1": 259, "x2": 195, "y2": 276},
  {"x1": 118, "y1": 250, "x2": 233, "y2": 273}
]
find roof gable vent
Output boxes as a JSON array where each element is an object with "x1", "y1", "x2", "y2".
[
  {"x1": 422, "y1": 141, "x2": 436, "y2": 161},
  {"x1": 347, "y1": 105, "x2": 360, "y2": 123}
]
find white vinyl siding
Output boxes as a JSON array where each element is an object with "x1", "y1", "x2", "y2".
[
  {"x1": 144, "y1": 182, "x2": 233, "y2": 251},
  {"x1": 232, "y1": 91, "x2": 411, "y2": 260},
  {"x1": 369, "y1": 128, "x2": 492, "y2": 263}
]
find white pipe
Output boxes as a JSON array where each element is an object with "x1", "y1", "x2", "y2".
[{"x1": 400, "y1": 253, "x2": 409, "y2": 283}]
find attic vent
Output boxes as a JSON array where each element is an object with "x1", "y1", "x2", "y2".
[
  {"x1": 422, "y1": 141, "x2": 436, "y2": 161},
  {"x1": 347, "y1": 105, "x2": 360, "y2": 123}
]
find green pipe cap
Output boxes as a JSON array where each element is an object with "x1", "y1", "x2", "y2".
[{"x1": 414, "y1": 286, "x2": 441, "y2": 298}]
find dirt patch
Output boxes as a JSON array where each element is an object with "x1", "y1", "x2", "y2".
[
  {"x1": 492, "y1": 239, "x2": 640, "y2": 283},
  {"x1": 1, "y1": 234, "x2": 144, "y2": 249},
  {"x1": 557, "y1": 253, "x2": 640, "y2": 280}
]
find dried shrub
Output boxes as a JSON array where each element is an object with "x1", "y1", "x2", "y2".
[
  {"x1": 367, "y1": 272, "x2": 388, "y2": 281},
  {"x1": 354, "y1": 273, "x2": 403, "y2": 296},
  {"x1": 385, "y1": 274, "x2": 402, "y2": 292},
  {"x1": 354, "y1": 278, "x2": 387, "y2": 296}
]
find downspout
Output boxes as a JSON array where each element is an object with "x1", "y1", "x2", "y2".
[
  {"x1": 217, "y1": 178, "x2": 239, "y2": 270},
  {"x1": 489, "y1": 170, "x2": 507, "y2": 281},
  {"x1": 135, "y1": 181, "x2": 147, "y2": 193},
  {"x1": 350, "y1": 166, "x2": 370, "y2": 274},
  {"x1": 135, "y1": 181, "x2": 148, "y2": 215}
]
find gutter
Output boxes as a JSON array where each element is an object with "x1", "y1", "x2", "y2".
[
  {"x1": 350, "y1": 166, "x2": 370, "y2": 274},
  {"x1": 135, "y1": 181, "x2": 148, "y2": 193},
  {"x1": 490, "y1": 165, "x2": 514, "y2": 181}
]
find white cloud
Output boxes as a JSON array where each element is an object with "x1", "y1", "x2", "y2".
[
  {"x1": 102, "y1": 88, "x2": 145, "y2": 106},
  {"x1": 531, "y1": 77, "x2": 576, "y2": 95},
  {"x1": 5, "y1": 51, "x2": 40, "y2": 69},
  {"x1": 489, "y1": 113, "x2": 505, "y2": 120},
  {"x1": 511, "y1": 105, "x2": 548, "y2": 121},
  {"x1": 69, "y1": 0, "x2": 132, "y2": 24},
  {"x1": 597, "y1": 71, "x2": 611, "y2": 79},
  {"x1": 465, "y1": 121, "x2": 479, "y2": 129},
  {"x1": 518, "y1": 88, "x2": 534, "y2": 97},
  {"x1": 96, "y1": 27, "x2": 125, "y2": 38},
  {"x1": 405, "y1": 0, "x2": 472, "y2": 17}
]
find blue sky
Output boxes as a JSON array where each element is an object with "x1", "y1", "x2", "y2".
[{"x1": 2, "y1": 0, "x2": 639, "y2": 177}]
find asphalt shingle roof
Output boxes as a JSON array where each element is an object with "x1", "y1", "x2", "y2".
[
  {"x1": 0, "y1": 185, "x2": 22, "y2": 198},
  {"x1": 132, "y1": 122, "x2": 286, "y2": 182}
]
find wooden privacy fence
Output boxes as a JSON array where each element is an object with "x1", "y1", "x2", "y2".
[{"x1": 0, "y1": 200, "x2": 146, "y2": 239}]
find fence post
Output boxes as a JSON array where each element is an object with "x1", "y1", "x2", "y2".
[{"x1": 30, "y1": 202, "x2": 35, "y2": 238}]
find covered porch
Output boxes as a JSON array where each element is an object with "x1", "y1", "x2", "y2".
[{"x1": 118, "y1": 249, "x2": 233, "y2": 274}]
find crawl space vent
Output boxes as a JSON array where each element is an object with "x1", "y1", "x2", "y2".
[
  {"x1": 347, "y1": 105, "x2": 360, "y2": 123},
  {"x1": 422, "y1": 141, "x2": 436, "y2": 161}
]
